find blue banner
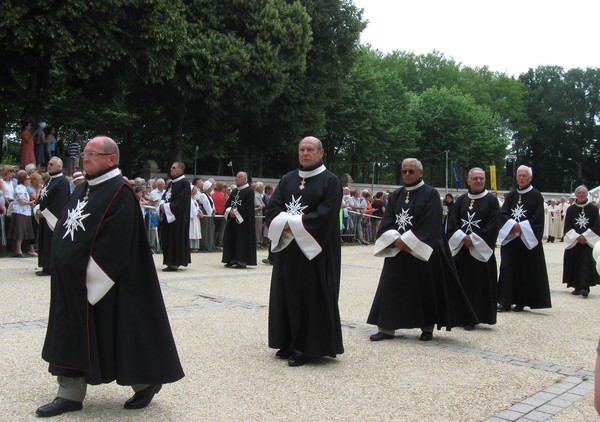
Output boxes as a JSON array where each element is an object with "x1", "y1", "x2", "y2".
[{"x1": 450, "y1": 162, "x2": 462, "y2": 189}]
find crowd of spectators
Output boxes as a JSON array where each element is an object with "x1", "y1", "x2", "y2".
[{"x1": 341, "y1": 187, "x2": 389, "y2": 245}]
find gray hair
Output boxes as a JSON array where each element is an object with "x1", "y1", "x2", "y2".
[
  {"x1": 402, "y1": 158, "x2": 423, "y2": 170},
  {"x1": 468, "y1": 167, "x2": 485, "y2": 178},
  {"x1": 517, "y1": 165, "x2": 532, "y2": 176}
]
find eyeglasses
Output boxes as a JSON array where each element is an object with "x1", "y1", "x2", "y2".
[
  {"x1": 402, "y1": 169, "x2": 416, "y2": 174},
  {"x1": 80, "y1": 151, "x2": 113, "y2": 159}
]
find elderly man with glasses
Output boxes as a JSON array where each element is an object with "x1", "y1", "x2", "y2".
[
  {"x1": 447, "y1": 167, "x2": 500, "y2": 330},
  {"x1": 367, "y1": 158, "x2": 477, "y2": 342},
  {"x1": 37, "y1": 136, "x2": 184, "y2": 417}
]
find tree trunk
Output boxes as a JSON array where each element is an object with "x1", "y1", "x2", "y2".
[
  {"x1": 237, "y1": 118, "x2": 253, "y2": 179},
  {"x1": 21, "y1": 50, "x2": 52, "y2": 124},
  {"x1": 166, "y1": 99, "x2": 187, "y2": 163}
]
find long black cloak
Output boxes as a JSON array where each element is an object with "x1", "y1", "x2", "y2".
[
  {"x1": 447, "y1": 190, "x2": 499, "y2": 325},
  {"x1": 222, "y1": 185, "x2": 257, "y2": 265},
  {"x1": 160, "y1": 175, "x2": 191, "y2": 267},
  {"x1": 265, "y1": 165, "x2": 344, "y2": 358},
  {"x1": 37, "y1": 173, "x2": 70, "y2": 270},
  {"x1": 562, "y1": 201, "x2": 600, "y2": 291},
  {"x1": 367, "y1": 182, "x2": 477, "y2": 331},
  {"x1": 42, "y1": 169, "x2": 184, "y2": 386},
  {"x1": 497, "y1": 185, "x2": 551, "y2": 309}
]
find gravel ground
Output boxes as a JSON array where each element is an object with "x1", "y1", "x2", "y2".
[{"x1": 0, "y1": 241, "x2": 597, "y2": 421}]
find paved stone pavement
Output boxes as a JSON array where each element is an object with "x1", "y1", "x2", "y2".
[{"x1": 0, "y1": 241, "x2": 598, "y2": 421}]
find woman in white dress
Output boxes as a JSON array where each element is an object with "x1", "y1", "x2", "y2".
[{"x1": 189, "y1": 186, "x2": 202, "y2": 252}]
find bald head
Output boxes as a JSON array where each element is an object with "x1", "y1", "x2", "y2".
[
  {"x1": 88, "y1": 137, "x2": 120, "y2": 162},
  {"x1": 83, "y1": 136, "x2": 120, "y2": 177},
  {"x1": 298, "y1": 136, "x2": 324, "y2": 168},
  {"x1": 235, "y1": 172, "x2": 248, "y2": 187}
]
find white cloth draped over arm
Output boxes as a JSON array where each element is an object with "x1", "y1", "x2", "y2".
[
  {"x1": 268, "y1": 211, "x2": 322, "y2": 260},
  {"x1": 41, "y1": 208, "x2": 58, "y2": 231},
  {"x1": 498, "y1": 218, "x2": 538, "y2": 250},
  {"x1": 86, "y1": 257, "x2": 115, "y2": 305},
  {"x1": 449, "y1": 230, "x2": 493, "y2": 262},
  {"x1": 373, "y1": 229, "x2": 432, "y2": 261},
  {"x1": 564, "y1": 228, "x2": 600, "y2": 250},
  {"x1": 160, "y1": 200, "x2": 176, "y2": 223}
]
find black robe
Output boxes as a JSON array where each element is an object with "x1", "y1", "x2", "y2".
[
  {"x1": 37, "y1": 173, "x2": 70, "y2": 270},
  {"x1": 265, "y1": 165, "x2": 344, "y2": 358},
  {"x1": 160, "y1": 175, "x2": 191, "y2": 267},
  {"x1": 497, "y1": 185, "x2": 551, "y2": 309},
  {"x1": 222, "y1": 185, "x2": 257, "y2": 265},
  {"x1": 367, "y1": 182, "x2": 478, "y2": 331},
  {"x1": 42, "y1": 169, "x2": 184, "y2": 386},
  {"x1": 447, "y1": 191, "x2": 500, "y2": 325},
  {"x1": 562, "y1": 201, "x2": 600, "y2": 291}
]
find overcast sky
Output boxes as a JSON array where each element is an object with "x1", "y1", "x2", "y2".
[{"x1": 352, "y1": 0, "x2": 600, "y2": 77}]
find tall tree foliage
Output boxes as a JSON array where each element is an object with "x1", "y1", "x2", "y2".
[
  {"x1": 413, "y1": 86, "x2": 508, "y2": 187},
  {"x1": 0, "y1": 0, "x2": 187, "y2": 124},
  {"x1": 516, "y1": 66, "x2": 600, "y2": 191},
  {"x1": 325, "y1": 47, "x2": 417, "y2": 184}
]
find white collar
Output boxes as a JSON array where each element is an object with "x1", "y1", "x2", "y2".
[
  {"x1": 517, "y1": 185, "x2": 533, "y2": 194},
  {"x1": 50, "y1": 172, "x2": 64, "y2": 180},
  {"x1": 405, "y1": 180, "x2": 425, "y2": 191},
  {"x1": 88, "y1": 168, "x2": 121, "y2": 186},
  {"x1": 237, "y1": 183, "x2": 249, "y2": 190},
  {"x1": 172, "y1": 174, "x2": 185, "y2": 183},
  {"x1": 299, "y1": 164, "x2": 326, "y2": 179},
  {"x1": 468, "y1": 190, "x2": 488, "y2": 200},
  {"x1": 575, "y1": 199, "x2": 589, "y2": 208}
]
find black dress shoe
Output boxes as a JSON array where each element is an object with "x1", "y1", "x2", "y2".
[
  {"x1": 288, "y1": 352, "x2": 309, "y2": 367},
  {"x1": 124, "y1": 384, "x2": 162, "y2": 409},
  {"x1": 496, "y1": 304, "x2": 510, "y2": 312},
  {"x1": 419, "y1": 331, "x2": 433, "y2": 341},
  {"x1": 582, "y1": 290, "x2": 589, "y2": 298},
  {"x1": 224, "y1": 262, "x2": 236, "y2": 267},
  {"x1": 572, "y1": 289, "x2": 582, "y2": 295},
  {"x1": 369, "y1": 332, "x2": 394, "y2": 341},
  {"x1": 234, "y1": 263, "x2": 247, "y2": 269},
  {"x1": 36, "y1": 269, "x2": 51, "y2": 276},
  {"x1": 275, "y1": 349, "x2": 291, "y2": 358},
  {"x1": 513, "y1": 305, "x2": 524, "y2": 312},
  {"x1": 463, "y1": 324, "x2": 475, "y2": 331},
  {"x1": 162, "y1": 266, "x2": 178, "y2": 272},
  {"x1": 36, "y1": 397, "x2": 82, "y2": 417},
  {"x1": 262, "y1": 258, "x2": 274, "y2": 265}
]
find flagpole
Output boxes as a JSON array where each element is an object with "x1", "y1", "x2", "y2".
[
  {"x1": 445, "y1": 150, "x2": 448, "y2": 195},
  {"x1": 194, "y1": 145, "x2": 198, "y2": 178}
]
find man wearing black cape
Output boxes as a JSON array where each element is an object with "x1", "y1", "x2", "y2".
[
  {"x1": 497, "y1": 165, "x2": 551, "y2": 312},
  {"x1": 222, "y1": 171, "x2": 256, "y2": 268},
  {"x1": 34, "y1": 156, "x2": 70, "y2": 276},
  {"x1": 562, "y1": 185, "x2": 600, "y2": 297},
  {"x1": 367, "y1": 158, "x2": 477, "y2": 342},
  {"x1": 37, "y1": 137, "x2": 184, "y2": 417},
  {"x1": 159, "y1": 162, "x2": 191, "y2": 272},
  {"x1": 265, "y1": 136, "x2": 343, "y2": 366},
  {"x1": 447, "y1": 167, "x2": 500, "y2": 329}
]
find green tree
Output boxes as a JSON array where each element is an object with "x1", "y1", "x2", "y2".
[
  {"x1": 413, "y1": 86, "x2": 508, "y2": 187},
  {"x1": 255, "y1": 0, "x2": 366, "y2": 178},
  {"x1": 516, "y1": 66, "x2": 571, "y2": 191},
  {"x1": 325, "y1": 47, "x2": 417, "y2": 184},
  {"x1": 0, "y1": 0, "x2": 187, "y2": 125}
]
